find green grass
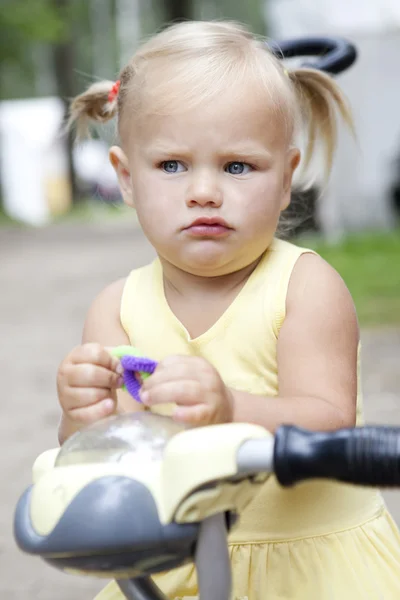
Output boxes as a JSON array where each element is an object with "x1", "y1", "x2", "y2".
[{"x1": 301, "y1": 231, "x2": 400, "y2": 327}]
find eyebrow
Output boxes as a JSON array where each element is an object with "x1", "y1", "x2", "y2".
[
  {"x1": 147, "y1": 145, "x2": 273, "y2": 161},
  {"x1": 220, "y1": 148, "x2": 273, "y2": 161}
]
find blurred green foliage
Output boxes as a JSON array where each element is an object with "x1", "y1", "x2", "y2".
[
  {"x1": 0, "y1": 1, "x2": 62, "y2": 97},
  {"x1": 0, "y1": 1, "x2": 95, "y2": 100},
  {"x1": 0, "y1": 0, "x2": 267, "y2": 100},
  {"x1": 304, "y1": 231, "x2": 400, "y2": 326},
  {"x1": 194, "y1": 0, "x2": 267, "y2": 34},
  {"x1": 0, "y1": 0, "x2": 63, "y2": 57}
]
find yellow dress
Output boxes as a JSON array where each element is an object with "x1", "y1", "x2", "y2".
[{"x1": 95, "y1": 238, "x2": 400, "y2": 600}]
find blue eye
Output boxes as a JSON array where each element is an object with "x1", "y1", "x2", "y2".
[
  {"x1": 226, "y1": 162, "x2": 251, "y2": 175},
  {"x1": 161, "y1": 160, "x2": 185, "y2": 173}
]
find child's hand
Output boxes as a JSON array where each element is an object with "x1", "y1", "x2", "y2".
[
  {"x1": 140, "y1": 356, "x2": 234, "y2": 426},
  {"x1": 57, "y1": 343, "x2": 124, "y2": 426}
]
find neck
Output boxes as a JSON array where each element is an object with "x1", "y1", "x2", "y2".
[{"x1": 159, "y1": 255, "x2": 264, "y2": 299}]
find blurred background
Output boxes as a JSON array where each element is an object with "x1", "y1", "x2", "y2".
[{"x1": 0, "y1": 1, "x2": 399, "y2": 599}]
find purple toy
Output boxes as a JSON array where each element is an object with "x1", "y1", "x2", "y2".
[{"x1": 120, "y1": 355, "x2": 158, "y2": 402}]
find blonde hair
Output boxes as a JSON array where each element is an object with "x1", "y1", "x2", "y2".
[{"x1": 69, "y1": 20, "x2": 353, "y2": 186}]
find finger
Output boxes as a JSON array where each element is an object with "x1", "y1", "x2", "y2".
[
  {"x1": 142, "y1": 363, "x2": 197, "y2": 391},
  {"x1": 68, "y1": 398, "x2": 116, "y2": 425},
  {"x1": 142, "y1": 356, "x2": 212, "y2": 391},
  {"x1": 69, "y1": 344, "x2": 123, "y2": 374},
  {"x1": 64, "y1": 363, "x2": 124, "y2": 390},
  {"x1": 141, "y1": 379, "x2": 202, "y2": 407},
  {"x1": 63, "y1": 387, "x2": 116, "y2": 411},
  {"x1": 173, "y1": 404, "x2": 210, "y2": 427}
]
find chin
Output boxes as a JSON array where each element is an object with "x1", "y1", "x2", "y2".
[{"x1": 180, "y1": 252, "x2": 238, "y2": 277}]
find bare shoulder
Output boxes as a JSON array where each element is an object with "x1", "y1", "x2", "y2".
[
  {"x1": 277, "y1": 251, "x2": 359, "y2": 426},
  {"x1": 286, "y1": 251, "x2": 358, "y2": 335},
  {"x1": 82, "y1": 277, "x2": 129, "y2": 344},
  {"x1": 91, "y1": 277, "x2": 127, "y2": 307},
  {"x1": 85, "y1": 277, "x2": 127, "y2": 320}
]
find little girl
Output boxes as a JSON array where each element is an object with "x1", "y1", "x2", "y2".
[{"x1": 57, "y1": 20, "x2": 400, "y2": 600}]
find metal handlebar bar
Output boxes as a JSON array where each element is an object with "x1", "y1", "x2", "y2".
[{"x1": 116, "y1": 514, "x2": 231, "y2": 600}]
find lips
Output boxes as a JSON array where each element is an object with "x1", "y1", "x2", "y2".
[
  {"x1": 184, "y1": 217, "x2": 232, "y2": 238},
  {"x1": 188, "y1": 216, "x2": 230, "y2": 228}
]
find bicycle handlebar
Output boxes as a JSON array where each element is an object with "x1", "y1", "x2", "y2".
[
  {"x1": 274, "y1": 425, "x2": 400, "y2": 487},
  {"x1": 116, "y1": 425, "x2": 400, "y2": 600},
  {"x1": 14, "y1": 421, "x2": 400, "y2": 600},
  {"x1": 270, "y1": 36, "x2": 357, "y2": 74}
]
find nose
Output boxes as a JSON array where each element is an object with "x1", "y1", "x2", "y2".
[{"x1": 185, "y1": 170, "x2": 222, "y2": 208}]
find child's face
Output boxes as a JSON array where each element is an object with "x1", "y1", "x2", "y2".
[{"x1": 111, "y1": 84, "x2": 300, "y2": 276}]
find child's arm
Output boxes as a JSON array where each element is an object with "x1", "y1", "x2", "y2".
[
  {"x1": 57, "y1": 278, "x2": 144, "y2": 444},
  {"x1": 232, "y1": 252, "x2": 358, "y2": 431}
]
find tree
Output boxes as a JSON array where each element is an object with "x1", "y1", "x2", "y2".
[
  {"x1": 214, "y1": 0, "x2": 267, "y2": 34},
  {"x1": 163, "y1": 0, "x2": 194, "y2": 21},
  {"x1": 160, "y1": 0, "x2": 266, "y2": 31},
  {"x1": 0, "y1": 0, "x2": 64, "y2": 99}
]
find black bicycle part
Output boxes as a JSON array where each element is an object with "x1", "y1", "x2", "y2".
[
  {"x1": 269, "y1": 36, "x2": 357, "y2": 74},
  {"x1": 274, "y1": 425, "x2": 400, "y2": 487}
]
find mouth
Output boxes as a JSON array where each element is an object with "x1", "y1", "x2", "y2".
[{"x1": 183, "y1": 217, "x2": 233, "y2": 238}]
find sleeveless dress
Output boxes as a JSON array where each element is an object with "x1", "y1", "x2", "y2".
[{"x1": 95, "y1": 238, "x2": 400, "y2": 600}]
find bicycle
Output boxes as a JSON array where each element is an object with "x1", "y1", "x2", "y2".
[{"x1": 14, "y1": 409, "x2": 400, "y2": 600}]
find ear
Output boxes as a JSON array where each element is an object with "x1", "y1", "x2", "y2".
[
  {"x1": 280, "y1": 147, "x2": 301, "y2": 211},
  {"x1": 109, "y1": 146, "x2": 135, "y2": 208}
]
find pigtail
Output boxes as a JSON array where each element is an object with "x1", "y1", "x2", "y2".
[
  {"x1": 68, "y1": 80, "x2": 119, "y2": 139},
  {"x1": 288, "y1": 68, "x2": 354, "y2": 182}
]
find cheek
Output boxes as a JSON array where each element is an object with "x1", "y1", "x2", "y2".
[
  {"x1": 132, "y1": 171, "x2": 162, "y2": 212},
  {"x1": 241, "y1": 175, "x2": 284, "y2": 228},
  {"x1": 132, "y1": 179, "x2": 176, "y2": 241},
  {"x1": 246, "y1": 199, "x2": 278, "y2": 235}
]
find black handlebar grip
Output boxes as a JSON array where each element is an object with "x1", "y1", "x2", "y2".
[
  {"x1": 269, "y1": 36, "x2": 357, "y2": 75},
  {"x1": 274, "y1": 425, "x2": 400, "y2": 487}
]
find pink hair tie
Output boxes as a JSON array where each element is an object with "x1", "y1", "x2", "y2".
[{"x1": 108, "y1": 80, "x2": 121, "y2": 103}]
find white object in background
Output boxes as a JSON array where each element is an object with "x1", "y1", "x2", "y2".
[
  {"x1": 0, "y1": 97, "x2": 71, "y2": 226},
  {"x1": 265, "y1": 0, "x2": 400, "y2": 234},
  {"x1": 73, "y1": 139, "x2": 119, "y2": 193},
  {"x1": 267, "y1": 0, "x2": 400, "y2": 37}
]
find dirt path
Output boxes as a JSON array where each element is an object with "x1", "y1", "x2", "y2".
[{"x1": 1, "y1": 222, "x2": 399, "y2": 599}]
